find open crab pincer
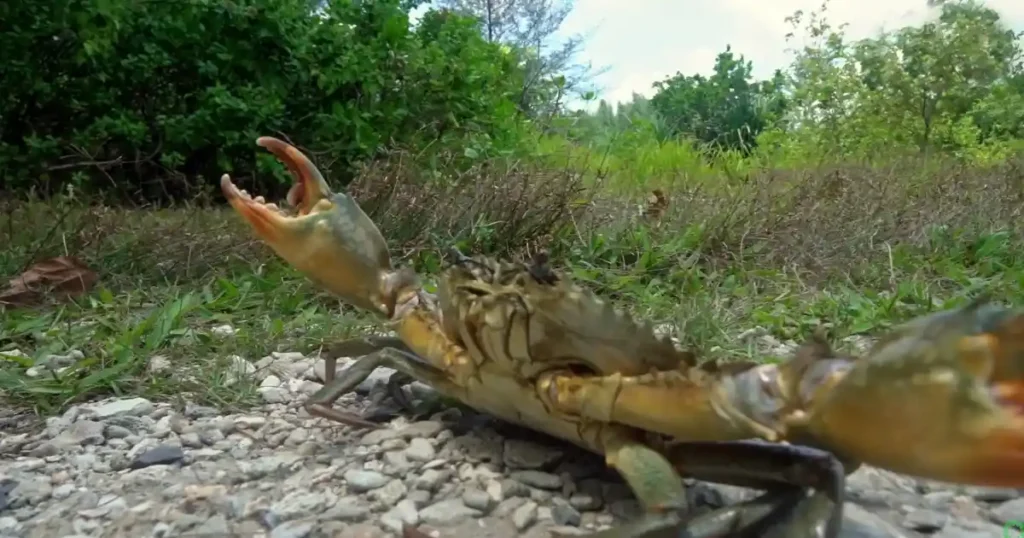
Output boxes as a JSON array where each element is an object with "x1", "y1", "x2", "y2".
[{"x1": 222, "y1": 137, "x2": 1024, "y2": 538}]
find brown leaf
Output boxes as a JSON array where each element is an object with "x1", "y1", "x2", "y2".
[{"x1": 0, "y1": 256, "x2": 99, "y2": 308}]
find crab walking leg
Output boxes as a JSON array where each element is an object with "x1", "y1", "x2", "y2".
[
  {"x1": 305, "y1": 347, "x2": 460, "y2": 427},
  {"x1": 573, "y1": 433, "x2": 844, "y2": 538},
  {"x1": 325, "y1": 336, "x2": 416, "y2": 358},
  {"x1": 585, "y1": 425, "x2": 689, "y2": 523},
  {"x1": 663, "y1": 441, "x2": 845, "y2": 538},
  {"x1": 322, "y1": 336, "x2": 428, "y2": 413},
  {"x1": 559, "y1": 489, "x2": 809, "y2": 538},
  {"x1": 576, "y1": 440, "x2": 845, "y2": 538}
]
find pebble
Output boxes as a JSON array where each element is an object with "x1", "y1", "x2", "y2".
[
  {"x1": 419, "y1": 499, "x2": 480, "y2": 525},
  {"x1": 462, "y1": 488, "x2": 495, "y2": 513},
  {"x1": 1, "y1": 343, "x2": 1020, "y2": 538},
  {"x1": 344, "y1": 470, "x2": 389, "y2": 493},
  {"x1": 904, "y1": 508, "x2": 948, "y2": 532},
  {"x1": 510, "y1": 470, "x2": 562, "y2": 490},
  {"x1": 405, "y1": 438, "x2": 437, "y2": 462},
  {"x1": 512, "y1": 501, "x2": 539, "y2": 531}
]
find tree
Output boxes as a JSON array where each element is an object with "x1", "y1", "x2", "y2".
[
  {"x1": 858, "y1": 0, "x2": 1022, "y2": 152},
  {"x1": 649, "y1": 46, "x2": 788, "y2": 153},
  {"x1": 428, "y1": 0, "x2": 600, "y2": 121},
  {"x1": 774, "y1": 0, "x2": 1023, "y2": 160}
]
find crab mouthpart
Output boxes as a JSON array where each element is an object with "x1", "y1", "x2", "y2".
[{"x1": 255, "y1": 136, "x2": 332, "y2": 216}]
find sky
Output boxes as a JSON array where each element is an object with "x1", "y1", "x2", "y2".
[{"x1": 540, "y1": 0, "x2": 1024, "y2": 110}]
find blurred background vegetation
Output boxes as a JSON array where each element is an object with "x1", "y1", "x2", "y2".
[{"x1": 3, "y1": 0, "x2": 1024, "y2": 410}]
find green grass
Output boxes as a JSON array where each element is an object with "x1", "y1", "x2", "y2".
[
  {"x1": 0, "y1": 263, "x2": 378, "y2": 415},
  {"x1": 2, "y1": 141, "x2": 1024, "y2": 417}
]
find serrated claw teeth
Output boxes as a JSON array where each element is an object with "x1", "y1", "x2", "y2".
[
  {"x1": 266, "y1": 203, "x2": 279, "y2": 211},
  {"x1": 254, "y1": 195, "x2": 266, "y2": 204}
]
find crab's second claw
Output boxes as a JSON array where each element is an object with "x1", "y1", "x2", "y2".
[
  {"x1": 221, "y1": 138, "x2": 395, "y2": 315},
  {"x1": 797, "y1": 302, "x2": 1024, "y2": 488}
]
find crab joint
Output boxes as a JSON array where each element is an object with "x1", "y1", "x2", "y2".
[
  {"x1": 537, "y1": 371, "x2": 619, "y2": 423},
  {"x1": 538, "y1": 370, "x2": 762, "y2": 442}
]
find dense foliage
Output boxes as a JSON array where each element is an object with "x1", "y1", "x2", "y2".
[
  {"x1": 1, "y1": 0, "x2": 1022, "y2": 202},
  {"x1": 1, "y1": 0, "x2": 527, "y2": 200}
]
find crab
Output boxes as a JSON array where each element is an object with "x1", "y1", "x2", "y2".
[{"x1": 221, "y1": 137, "x2": 1024, "y2": 538}]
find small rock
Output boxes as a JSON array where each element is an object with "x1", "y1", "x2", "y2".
[
  {"x1": 512, "y1": 500, "x2": 539, "y2": 531},
  {"x1": 322, "y1": 496, "x2": 371, "y2": 522},
  {"x1": 510, "y1": 470, "x2": 562, "y2": 490},
  {"x1": 551, "y1": 498, "x2": 582, "y2": 526},
  {"x1": 148, "y1": 355, "x2": 171, "y2": 373},
  {"x1": 936, "y1": 520, "x2": 1008, "y2": 538},
  {"x1": 370, "y1": 479, "x2": 407, "y2": 506},
  {"x1": 180, "y1": 432, "x2": 203, "y2": 448},
  {"x1": 405, "y1": 438, "x2": 437, "y2": 462},
  {"x1": 840, "y1": 503, "x2": 912, "y2": 538},
  {"x1": 0, "y1": 516, "x2": 22, "y2": 534},
  {"x1": 419, "y1": 498, "x2": 481, "y2": 526},
  {"x1": 993, "y1": 498, "x2": 1024, "y2": 525},
  {"x1": 83, "y1": 398, "x2": 155, "y2": 419},
  {"x1": 130, "y1": 444, "x2": 185, "y2": 469},
  {"x1": 270, "y1": 491, "x2": 329, "y2": 521},
  {"x1": 360, "y1": 429, "x2": 401, "y2": 446},
  {"x1": 568, "y1": 493, "x2": 602, "y2": 511},
  {"x1": 194, "y1": 514, "x2": 231, "y2": 536},
  {"x1": 462, "y1": 488, "x2": 495, "y2": 513},
  {"x1": 211, "y1": 324, "x2": 237, "y2": 337},
  {"x1": 271, "y1": 521, "x2": 314, "y2": 538},
  {"x1": 52, "y1": 420, "x2": 105, "y2": 448},
  {"x1": 259, "y1": 375, "x2": 291, "y2": 404},
  {"x1": 503, "y1": 439, "x2": 563, "y2": 469},
  {"x1": 903, "y1": 508, "x2": 948, "y2": 532},
  {"x1": 380, "y1": 499, "x2": 420, "y2": 533},
  {"x1": 344, "y1": 470, "x2": 389, "y2": 493},
  {"x1": 415, "y1": 469, "x2": 449, "y2": 492},
  {"x1": 399, "y1": 421, "x2": 444, "y2": 439},
  {"x1": 968, "y1": 487, "x2": 1019, "y2": 503}
]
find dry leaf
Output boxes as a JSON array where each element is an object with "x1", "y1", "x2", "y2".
[{"x1": 0, "y1": 256, "x2": 99, "y2": 308}]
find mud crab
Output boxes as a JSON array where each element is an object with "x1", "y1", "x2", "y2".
[{"x1": 221, "y1": 137, "x2": 1024, "y2": 538}]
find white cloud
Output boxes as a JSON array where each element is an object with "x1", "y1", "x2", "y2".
[{"x1": 557, "y1": 0, "x2": 1024, "y2": 110}]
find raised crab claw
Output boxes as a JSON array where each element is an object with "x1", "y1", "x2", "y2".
[{"x1": 222, "y1": 137, "x2": 1024, "y2": 538}]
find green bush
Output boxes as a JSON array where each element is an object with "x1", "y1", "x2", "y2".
[{"x1": 0, "y1": 0, "x2": 528, "y2": 202}]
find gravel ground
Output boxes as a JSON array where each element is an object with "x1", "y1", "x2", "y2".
[{"x1": 2, "y1": 342, "x2": 1024, "y2": 538}]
